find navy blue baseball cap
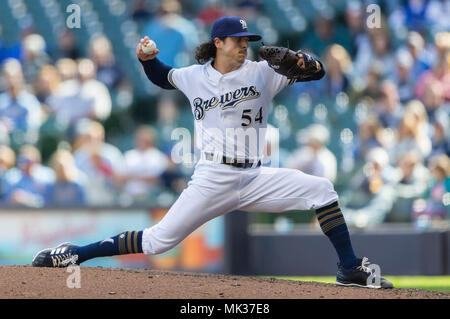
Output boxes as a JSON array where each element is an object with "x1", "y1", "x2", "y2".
[{"x1": 211, "y1": 16, "x2": 261, "y2": 41}]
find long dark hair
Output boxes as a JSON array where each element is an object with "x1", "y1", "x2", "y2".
[{"x1": 195, "y1": 38, "x2": 225, "y2": 64}]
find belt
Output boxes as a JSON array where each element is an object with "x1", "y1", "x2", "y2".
[{"x1": 204, "y1": 153, "x2": 261, "y2": 169}]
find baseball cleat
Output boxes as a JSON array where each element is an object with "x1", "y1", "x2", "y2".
[
  {"x1": 32, "y1": 242, "x2": 80, "y2": 267},
  {"x1": 335, "y1": 257, "x2": 394, "y2": 289}
]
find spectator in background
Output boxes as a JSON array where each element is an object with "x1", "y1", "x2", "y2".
[
  {"x1": 33, "y1": 65, "x2": 62, "y2": 105},
  {"x1": 429, "y1": 115, "x2": 450, "y2": 158},
  {"x1": 321, "y1": 44, "x2": 353, "y2": 98},
  {"x1": 77, "y1": 58, "x2": 112, "y2": 121},
  {"x1": 375, "y1": 80, "x2": 404, "y2": 129},
  {"x1": 160, "y1": 0, "x2": 200, "y2": 53},
  {"x1": 88, "y1": 35, "x2": 124, "y2": 91},
  {"x1": 197, "y1": 0, "x2": 225, "y2": 26},
  {"x1": 344, "y1": 0, "x2": 367, "y2": 57},
  {"x1": 302, "y1": 13, "x2": 352, "y2": 57},
  {"x1": 130, "y1": 0, "x2": 152, "y2": 23},
  {"x1": 420, "y1": 79, "x2": 447, "y2": 121},
  {"x1": 413, "y1": 154, "x2": 450, "y2": 221},
  {"x1": 415, "y1": 52, "x2": 450, "y2": 102},
  {"x1": 73, "y1": 120, "x2": 124, "y2": 206},
  {"x1": 228, "y1": 0, "x2": 262, "y2": 22},
  {"x1": 0, "y1": 121, "x2": 10, "y2": 146},
  {"x1": 388, "y1": 150, "x2": 430, "y2": 222},
  {"x1": 47, "y1": 58, "x2": 112, "y2": 127},
  {"x1": 0, "y1": 145, "x2": 15, "y2": 201},
  {"x1": 0, "y1": 145, "x2": 15, "y2": 172},
  {"x1": 55, "y1": 30, "x2": 81, "y2": 60},
  {"x1": 56, "y1": 57, "x2": 78, "y2": 83},
  {"x1": 47, "y1": 58, "x2": 93, "y2": 127},
  {"x1": 426, "y1": 0, "x2": 450, "y2": 33},
  {"x1": 392, "y1": 49, "x2": 416, "y2": 103},
  {"x1": 115, "y1": 125, "x2": 169, "y2": 204},
  {"x1": 284, "y1": 124, "x2": 337, "y2": 183},
  {"x1": 389, "y1": 110, "x2": 432, "y2": 164},
  {"x1": 342, "y1": 147, "x2": 397, "y2": 228},
  {"x1": 154, "y1": 95, "x2": 181, "y2": 154},
  {"x1": 353, "y1": 114, "x2": 383, "y2": 164},
  {"x1": 141, "y1": 0, "x2": 188, "y2": 67},
  {"x1": 432, "y1": 31, "x2": 450, "y2": 64},
  {"x1": 389, "y1": 0, "x2": 450, "y2": 33},
  {"x1": 354, "y1": 24, "x2": 395, "y2": 79},
  {"x1": 0, "y1": 58, "x2": 42, "y2": 146},
  {"x1": 44, "y1": 149, "x2": 86, "y2": 207},
  {"x1": 1, "y1": 145, "x2": 54, "y2": 208},
  {"x1": 358, "y1": 65, "x2": 383, "y2": 101},
  {"x1": 148, "y1": 99, "x2": 190, "y2": 198},
  {"x1": 404, "y1": 31, "x2": 433, "y2": 80},
  {"x1": 405, "y1": 99, "x2": 430, "y2": 140},
  {"x1": 21, "y1": 33, "x2": 51, "y2": 84}
]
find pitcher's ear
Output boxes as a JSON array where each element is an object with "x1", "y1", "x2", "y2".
[{"x1": 213, "y1": 37, "x2": 220, "y2": 48}]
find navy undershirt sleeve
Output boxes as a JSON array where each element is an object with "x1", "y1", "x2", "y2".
[{"x1": 139, "y1": 58, "x2": 176, "y2": 90}]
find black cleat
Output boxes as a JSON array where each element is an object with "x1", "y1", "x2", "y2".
[
  {"x1": 32, "y1": 242, "x2": 80, "y2": 267},
  {"x1": 336, "y1": 257, "x2": 394, "y2": 289}
]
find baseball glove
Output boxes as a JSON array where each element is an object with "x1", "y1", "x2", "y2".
[{"x1": 259, "y1": 45, "x2": 321, "y2": 82}]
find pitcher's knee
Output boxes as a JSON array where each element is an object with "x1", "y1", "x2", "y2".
[
  {"x1": 141, "y1": 225, "x2": 181, "y2": 255},
  {"x1": 321, "y1": 177, "x2": 335, "y2": 193},
  {"x1": 314, "y1": 177, "x2": 339, "y2": 208}
]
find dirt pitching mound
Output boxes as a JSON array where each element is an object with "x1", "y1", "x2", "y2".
[{"x1": 0, "y1": 266, "x2": 448, "y2": 299}]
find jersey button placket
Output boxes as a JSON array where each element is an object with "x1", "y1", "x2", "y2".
[{"x1": 218, "y1": 77, "x2": 224, "y2": 92}]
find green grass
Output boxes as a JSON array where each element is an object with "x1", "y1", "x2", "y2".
[{"x1": 268, "y1": 276, "x2": 450, "y2": 292}]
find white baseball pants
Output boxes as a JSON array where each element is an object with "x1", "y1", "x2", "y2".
[{"x1": 141, "y1": 159, "x2": 338, "y2": 255}]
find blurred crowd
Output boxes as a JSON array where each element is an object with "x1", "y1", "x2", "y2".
[
  {"x1": 284, "y1": 0, "x2": 450, "y2": 228},
  {"x1": 0, "y1": 28, "x2": 187, "y2": 208},
  {"x1": 0, "y1": 0, "x2": 448, "y2": 227}
]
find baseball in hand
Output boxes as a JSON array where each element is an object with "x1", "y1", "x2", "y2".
[{"x1": 141, "y1": 40, "x2": 156, "y2": 54}]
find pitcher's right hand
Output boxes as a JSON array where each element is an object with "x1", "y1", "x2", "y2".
[{"x1": 136, "y1": 36, "x2": 159, "y2": 61}]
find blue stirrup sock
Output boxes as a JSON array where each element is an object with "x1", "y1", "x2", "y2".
[
  {"x1": 76, "y1": 231, "x2": 144, "y2": 263},
  {"x1": 315, "y1": 201, "x2": 358, "y2": 269}
]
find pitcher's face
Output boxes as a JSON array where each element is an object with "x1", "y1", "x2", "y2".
[{"x1": 216, "y1": 36, "x2": 249, "y2": 65}]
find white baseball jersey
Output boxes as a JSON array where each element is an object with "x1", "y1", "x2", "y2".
[{"x1": 168, "y1": 59, "x2": 291, "y2": 161}]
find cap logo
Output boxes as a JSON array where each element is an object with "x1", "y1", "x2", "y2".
[{"x1": 240, "y1": 19, "x2": 247, "y2": 30}]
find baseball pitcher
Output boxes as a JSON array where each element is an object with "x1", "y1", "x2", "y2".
[{"x1": 32, "y1": 16, "x2": 393, "y2": 289}]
